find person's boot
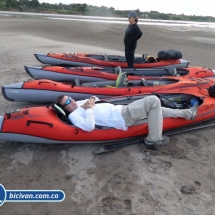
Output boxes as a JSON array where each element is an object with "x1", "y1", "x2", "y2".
[{"x1": 144, "y1": 135, "x2": 169, "y2": 146}]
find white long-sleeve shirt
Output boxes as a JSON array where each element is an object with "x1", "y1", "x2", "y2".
[{"x1": 68, "y1": 97, "x2": 127, "y2": 132}]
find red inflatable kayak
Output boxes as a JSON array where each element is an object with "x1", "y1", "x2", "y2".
[
  {"x1": 2, "y1": 76, "x2": 215, "y2": 103},
  {"x1": 34, "y1": 52, "x2": 189, "y2": 68},
  {"x1": 0, "y1": 88, "x2": 213, "y2": 144},
  {"x1": 25, "y1": 66, "x2": 215, "y2": 82}
]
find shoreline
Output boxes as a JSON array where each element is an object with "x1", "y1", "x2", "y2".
[{"x1": 1, "y1": 10, "x2": 215, "y2": 24}]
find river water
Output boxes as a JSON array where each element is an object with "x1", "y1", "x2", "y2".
[{"x1": 1, "y1": 10, "x2": 215, "y2": 28}]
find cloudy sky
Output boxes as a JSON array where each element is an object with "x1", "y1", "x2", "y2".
[{"x1": 38, "y1": 0, "x2": 214, "y2": 17}]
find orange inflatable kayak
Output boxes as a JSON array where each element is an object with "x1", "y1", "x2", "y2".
[
  {"x1": 34, "y1": 52, "x2": 189, "y2": 68},
  {"x1": 25, "y1": 66, "x2": 215, "y2": 82},
  {"x1": 0, "y1": 88, "x2": 213, "y2": 144},
  {"x1": 2, "y1": 75, "x2": 215, "y2": 102}
]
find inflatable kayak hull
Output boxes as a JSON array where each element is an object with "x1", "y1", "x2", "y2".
[
  {"x1": 34, "y1": 53, "x2": 189, "y2": 69},
  {"x1": 25, "y1": 66, "x2": 215, "y2": 82},
  {"x1": 0, "y1": 90, "x2": 213, "y2": 144},
  {"x1": 2, "y1": 77, "x2": 215, "y2": 103}
]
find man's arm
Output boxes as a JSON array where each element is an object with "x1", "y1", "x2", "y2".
[
  {"x1": 76, "y1": 96, "x2": 100, "y2": 105},
  {"x1": 69, "y1": 108, "x2": 95, "y2": 132},
  {"x1": 69, "y1": 98, "x2": 97, "y2": 132},
  {"x1": 133, "y1": 25, "x2": 142, "y2": 41}
]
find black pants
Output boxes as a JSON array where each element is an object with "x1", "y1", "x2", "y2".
[{"x1": 125, "y1": 44, "x2": 137, "y2": 68}]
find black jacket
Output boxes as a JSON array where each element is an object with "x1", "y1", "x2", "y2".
[{"x1": 124, "y1": 23, "x2": 142, "y2": 45}]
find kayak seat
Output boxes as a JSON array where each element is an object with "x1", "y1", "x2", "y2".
[
  {"x1": 71, "y1": 79, "x2": 82, "y2": 87},
  {"x1": 51, "y1": 103, "x2": 66, "y2": 117},
  {"x1": 115, "y1": 67, "x2": 128, "y2": 87},
  {"x1": 168, "y1": 67, "x2": 178, "y2": 76},
  {"x1": 50, "y1": 103, "x2": 72, "y2": 123},
  {"x1": 114, "y1": 66, "x2": 122, "y2": 74},
  {"x1": 75, "y1": 79, "x2": 81, "y2": 86},
  {"x1": 104, "y1": 53, "x2": 109, "y2": 61}
]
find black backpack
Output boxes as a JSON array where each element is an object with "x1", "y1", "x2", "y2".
[
  {"x1": 158, "y1": 49, "x2": 182, "y2": 60},
  {"x1": 208, "y1": 84, "x2": 215, "y2": 97}
]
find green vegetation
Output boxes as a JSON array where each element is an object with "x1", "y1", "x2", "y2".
[{"x1": 1, "y1": 0, "x2": 215, "y2": 22}]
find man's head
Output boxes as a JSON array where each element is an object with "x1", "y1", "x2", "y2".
[
  {"x1": 127, "y1": 11, "x2": 137, "y2": 18},
  {"x1": 127, "y1": 11, "x2": 138, "y2": 24},
  {"x1": 55, "y1": 94, "x2": 78, "y2": 112}
]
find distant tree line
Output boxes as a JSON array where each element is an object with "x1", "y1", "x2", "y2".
[{"x1": 1, "y1": 0, "x2": 215, "y2": 22}]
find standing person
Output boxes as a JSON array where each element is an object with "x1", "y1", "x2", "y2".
[
  {"x1": 124, "y1": 11, "x2": 143, "y2": 68},
  {"x1": 55, "y1": 95, "x2": 198, "y2": 146}
]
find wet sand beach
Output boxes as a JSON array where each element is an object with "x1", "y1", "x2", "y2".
[{"x1": 0, "y1": 15, "x2": 215, "y2": 214}]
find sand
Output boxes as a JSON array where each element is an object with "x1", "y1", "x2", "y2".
[{"x1": 0, "y1": 15, "x2": 215, "y2": 214}]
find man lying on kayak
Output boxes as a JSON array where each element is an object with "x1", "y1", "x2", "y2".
[{"x1": 55, "y1": 95, "x2": 198, "y2": 146}]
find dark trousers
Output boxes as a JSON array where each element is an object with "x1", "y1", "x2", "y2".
[{"x1": 125, "y1": 44, "x2": 137, "y2": 68}]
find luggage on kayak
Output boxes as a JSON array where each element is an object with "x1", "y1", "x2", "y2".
[{"x1": 158, "y1": 49, "x2": 182, "y2": 60}]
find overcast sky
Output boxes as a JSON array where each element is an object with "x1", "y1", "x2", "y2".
[{"x1": 38, "y1": 0, "x2": 214, "y2": 17}]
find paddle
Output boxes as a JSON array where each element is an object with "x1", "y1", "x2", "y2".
[{"x1": 93, "y1": 122, "x2": 215, "y2": 154}]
